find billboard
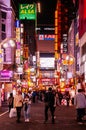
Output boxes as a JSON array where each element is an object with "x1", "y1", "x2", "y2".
[
  {"x1": 19, "y1": 4, "x2": 36, "y2": 20},
  {"x1": 39, "y1": 53, "x2": 55, "y2": 69},
  {"x1": 40, "y1": 57, "x2": 55, "y2": 69},
  {"x1": 38, "y1": 34, "x2": 55, "y2": 40}
]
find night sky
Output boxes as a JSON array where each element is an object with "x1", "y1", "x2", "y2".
[{"x1": 13, "y1": 0, "x2": 57, "y2": 25}]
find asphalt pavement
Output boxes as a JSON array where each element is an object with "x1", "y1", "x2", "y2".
[{"x1": 0, "y1": 101, "x2": 86, "y2": 130}]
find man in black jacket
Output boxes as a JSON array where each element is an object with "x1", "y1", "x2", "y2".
[{"x1": 44, "y1": 87, "x2": 55, "y2": 124}]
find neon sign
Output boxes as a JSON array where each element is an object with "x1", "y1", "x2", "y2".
[
  {"x1": 19, "y1": 4, "x2": 36, "y2": 20},
  {"x1": 38, "y1": 34, "x2": 55, "y2": 40}
]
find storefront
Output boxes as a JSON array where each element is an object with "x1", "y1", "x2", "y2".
[{"x1": 0, "y1": 70, "x2": 13, "y2": 103}]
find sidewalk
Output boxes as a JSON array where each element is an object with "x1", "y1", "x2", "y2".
[{"x1": 0, "y1": 101, "x2": 8, "y2": 114}]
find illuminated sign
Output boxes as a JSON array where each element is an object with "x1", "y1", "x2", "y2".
[
  {"x1": 19, "y1": 4, "x2": 36, "y2": 20},
  {"x1": 15, "y1": 20, "x2": 20, "y2": 28},
  {"x1": 23, "y1": 47, "x2": 29, "y2": 59},
  {"x1": 40, "y1": 57, "x2": 55, "y2": 69},
  {"x1": 16, "y1": 28, "x2": 21, "y2": 43},
  {"x1": 0, "y1": 49, "x2": 3, "y2": 63},
  {"x1": 40, "y1": 78, "x2": 55, "y2": 85},
  {"x1": 39, "y1": 35, "x2": 44, "y2": 40},
  {"x1": 16, "y1": 49, "x2": 21, "y2": 64},
  {"x1": 54, "y1": 3, "x2": 62, "y2": 59},
  {"x1": 38, "y1": 34, "x2": 55, "y2": 40},
  {"x1": 4, "y1": 47, "x2": 12, "y2": 63},
  {"x1": 62, "y1": 34, "x2": 68, "y2": 53},
  {"x1": 0, "y1": 70, "x2": 13, "y2": 78},
  {"x1": 16, "y1": 21, "x2": 21, "y2": 49}
]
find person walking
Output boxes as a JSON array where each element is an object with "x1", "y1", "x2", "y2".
[
  {"x1": 65, "y1": 91, "x2": 70, "y2": 107},
  {"x1": 7, "y1": 93, "x2": 14, "y2": 112},
  {"x1": 14, "y1": 90, "x2": 23, "y2": 123},
  {"x1": 53, "y1": 91, "x2": 60, "y2": 119},
  {"x1": 44, "y1": 87, "x2": 55, "y2": 124},
  {"x1": 23, "y1": 94, "x2": 31, "y2": 122},
  {"x1": 58, "y1": 91, "x2": 63, "y2": 105},
  {"x1": 74, "y1": 89, "x2": 86, "y2": 124}
]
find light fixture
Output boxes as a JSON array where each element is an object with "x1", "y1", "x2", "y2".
[
  {"x1": 2, "y1": 39, "x2": 16, "y2": 48},
  {"x1": 9, "y1": 40, "x2": 15, "y2": 47},
  {"x1": 3, "y1": 43, "x2": 8, "y2": 48}
]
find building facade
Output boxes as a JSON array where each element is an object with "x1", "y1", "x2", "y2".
[{"x1": 0, "y1": 0, "x2": 16, "y2": 42}]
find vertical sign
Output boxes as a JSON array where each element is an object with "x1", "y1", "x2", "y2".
[
  {"x1": 0, "y1": 49, "x2": 3, "y2": 63},
  {"x1": 54, "y1": 1, "x2": 61, "y2": 60},
  {"x1": 5, "y1": 47, "x2": 12, "y2": 63},
  {"x1": 15, "y1": 20, "x2": 21, "y2": 49},
  {"x1": 0, "y1": 49, "x2": 3, "y2": 70},
  {"x1": 62, "y1": 34, "x2": 68, "y2": 53}
]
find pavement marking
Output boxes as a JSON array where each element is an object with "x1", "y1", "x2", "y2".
[{"x1": 0, "y1": 110, "x2": 8, "y2": 117}]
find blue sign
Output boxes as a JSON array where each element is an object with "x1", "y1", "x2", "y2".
[{"x1": 15, "y1": 20, "x2": 20, "y2": 28}]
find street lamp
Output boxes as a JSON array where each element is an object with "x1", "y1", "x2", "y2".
[
  {"x1": 61, "y1": 54, "x2": 75, "y2": 84},
  {"x1": 66, "y1": 55, "x2": 75, "y2": 65},
  {"x1": 62, "y1": 54, "x2": 75, "y2": 66},
  {"x1": 0, "y1": 38, "x2": 16, "y2": 48},
  {"x1": 2, "y1": 39, "x2": 15, "y2": 48}
]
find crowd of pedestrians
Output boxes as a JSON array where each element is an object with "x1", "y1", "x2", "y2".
[{"x1": 7, "y1": 87, "x2": 86, "y2": 125}]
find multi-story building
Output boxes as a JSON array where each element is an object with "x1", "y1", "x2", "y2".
[
  {"x1": 0, "y1": 0, "x2": 16, "y2": 42},
  {"x1": 79, "y1": 0, "x2": 86, "y2": 83},
  {"x1": 36, "y1": 25, "x2": 55, "y2": 89},
  {"x1": 0, "y1": 0, "x2": 16, "y2": 102},
  {"x1": 68, "y1": 0, "x2": 86, "y2": 90},
  {"x1": 54, "y1": 0, "x2": 76, "y2": 86}
]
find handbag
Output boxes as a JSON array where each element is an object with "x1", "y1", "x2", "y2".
[{"x1": 9, "y1": 108, "x2": 17, "y2": 118}]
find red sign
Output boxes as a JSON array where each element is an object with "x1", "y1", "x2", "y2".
[{"x1": 39, "y1": 78, "x2": 55, "y2": 85}]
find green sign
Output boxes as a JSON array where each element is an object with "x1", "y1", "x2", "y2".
[{"x1": 19, "y1": 4, "x2": 36, "y2": 20}]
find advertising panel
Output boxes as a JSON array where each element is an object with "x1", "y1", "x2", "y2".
[
  {"x1": 40, "y1": 78, "x2": 55, "y2": 85},
  {"x1": 38, "y1": 34, "x2": 55, "y2": 40},
  {"x1": 39, "y1": 53, "x2": 55, "y2": 70},
  {"x1": 62, "y1": 34, "x2": 68, "y2": 53},
  {"x1": 40, "y1": 57, "x2": 55, "y2": 69},
  {"x1": 4, "y1": 47, "x2": 12, "y2": 63},
  {"x1": 0, "y1": 70, "x2": 13, "y2": 82},
  {"x1": 19, "y1": 4, "x2": 36, "y2": 20},
  {"x1": 0, "y1": 49, "x2": 4, "y2": 64}
]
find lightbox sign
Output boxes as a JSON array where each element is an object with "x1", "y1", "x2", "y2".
[
  {"x1": 4, "y1": 47, "x2": 12, "y2": 63},
  {"x1": 40, "y1": 57, "x2": 55, "y2": 69},
  {"x1": 0, "y1": 49, "x2": 3, "y2": 63},
  {"x1": 38, "y1": 34, "x2": 55, "y2": 40},
  {"x1": 15, "y1": 20, "x2": 20, "y2": 28},
  {"x1": 19, "y1": 4, "x2": 36, "y2": 20},
  {"x1": 40, "y1": 78, "x2": 55, "y2": 85},
  {"x1": 62, "y1": 34, "x2": 68, "y2": 53},
  {"x1": 0, "y1": 70, "x2": 13, "y2": 78}
]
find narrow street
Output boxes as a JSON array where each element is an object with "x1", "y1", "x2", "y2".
[{"x1": 0, "y1": 101, "x2": 86, "y2": 130}]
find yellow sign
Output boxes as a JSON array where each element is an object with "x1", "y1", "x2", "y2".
[
  {"x1": 0, "y1": 49, "x2": 3, "y2": 64},
  {"x1": 23, "y1": 47, "x2": 28, "y2": 59}
]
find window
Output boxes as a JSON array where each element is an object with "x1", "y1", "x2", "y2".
[
  {"x1": 2, "y1": 24, "x2": 5, "y2": 32},
  {"x1": 1, "y1": 33, "x2": 6, "y2": 40},
  {"x1": 1, "y1": 11, "x2": 6, "y2": 19},
  {"x1": 82, "y1": 42, "x2": 86, "y2": 56}
]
